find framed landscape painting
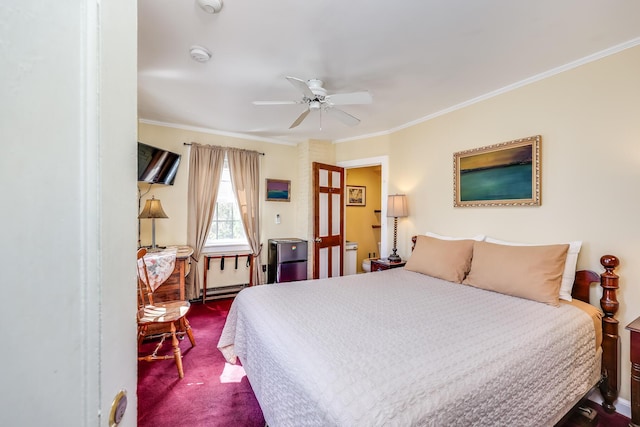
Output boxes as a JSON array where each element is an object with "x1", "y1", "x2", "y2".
[
  {"x1": 453, "y1": 135, "x2": 541, "y2": 207},
  {"x1": 265, "y1": 179, "x2": 291, "y2": 202}
]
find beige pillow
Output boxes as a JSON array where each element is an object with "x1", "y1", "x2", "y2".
[
  {"x1": 463, "y1": 241, "x2": 569, "y2": 306},
  {"x1": 405, "y1": 235, "x2": 475, "y2": 283},
  {"x1": 484, "y1": 236, "x2": 582, "y2": 302}
]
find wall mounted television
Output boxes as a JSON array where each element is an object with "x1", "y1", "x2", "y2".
[{"x1": 137, "y1": 142, "x2": 181, "y2": 185}]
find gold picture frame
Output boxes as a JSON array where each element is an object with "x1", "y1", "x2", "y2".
[
  {"x1": 265, "y1": 179, "x2": 291, "y2": 202},
  {"x1": 453, "y1": 135, "x2": 541, "y2": 207}
]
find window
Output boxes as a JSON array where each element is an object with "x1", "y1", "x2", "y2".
[{"x1": 205, "y1": 157, "x2": 248, "y2": 249}]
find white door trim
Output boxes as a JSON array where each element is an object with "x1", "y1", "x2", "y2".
[{"x1": 337, "y1": 156, "x2": 389, "y2": 258}]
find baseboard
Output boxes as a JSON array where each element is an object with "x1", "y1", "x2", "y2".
[{"x1": 587, "y1": 389, "x2": 631, "y2": 418}]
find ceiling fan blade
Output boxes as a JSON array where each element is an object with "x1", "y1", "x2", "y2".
[
  {"x1": 253, "y1": 100, "x2": 299, "y2": 105},
  {"x1": 325, "y1": 107, "x2": 360, "y2": 126},
  {"x1": 286, "y1": 76, "x2": 315, "y2": 99},
  {"x1": 325, "y1": 91, "x2": 372, "y2": 105},
  {"x1": 289, "y1": 108, "x2": 311, "y2": 129}
]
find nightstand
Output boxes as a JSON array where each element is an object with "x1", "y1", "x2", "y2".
[
  {"x1": 370, "y1": 258, "x2": 406, "y2": 272},
  {"x1": 626, "y1": 316, "x2": 640, "y2": 425}
]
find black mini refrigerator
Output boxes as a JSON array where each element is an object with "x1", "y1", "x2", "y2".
[{"x1": 267, "y1": 238, "x2": 308, "y2": 283}]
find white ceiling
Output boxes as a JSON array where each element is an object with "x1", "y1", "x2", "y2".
[{"x1": 138, "y1": 0, "x2": 640, "y2": 145}]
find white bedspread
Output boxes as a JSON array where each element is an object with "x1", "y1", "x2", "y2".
[{"x1": 218, "y1": 268, "x2": 600, "y2": 426}]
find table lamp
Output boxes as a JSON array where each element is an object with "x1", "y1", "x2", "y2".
[
  {"x1": 387, "y1": 194, "x2": 408, "y2": 262},
  {"x1": 138, "y1": 196, "x2": 168, "y2": 252}
]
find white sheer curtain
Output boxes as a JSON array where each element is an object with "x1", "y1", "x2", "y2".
[
  {"x1": 186, "y1": 143, "x2": 225, "y2": 300},
  {"x1": 227, "y1": 148, "x2": 264, "y2": 285}
]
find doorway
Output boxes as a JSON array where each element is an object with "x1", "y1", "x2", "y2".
[{"x1": 337, "y1": 156, "x2": 389, "y2": 273}]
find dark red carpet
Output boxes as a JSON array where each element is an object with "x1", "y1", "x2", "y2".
[
  {"x1": 138, "y1": 298, "x2": 630, "y2": 427},
  {"x1": 137, "y1": 298, "x2": 265, "y2": 427},
  {"x1": 561, "y1": 399, "x2": 630, "y2": 427}
]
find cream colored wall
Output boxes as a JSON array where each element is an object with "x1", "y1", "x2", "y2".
[
  {"x1": 137, "y1": 122, "x2": 301, "y2": 282},
  {"x1": 336, "y1": 45, "x2": 640, "y2": 402},
  {"x1": 346, "y1": 167, "x2": 382, "y2": 272},
  {"x1": 335, "y1": 133, "x2": 392, "y2": 160}
]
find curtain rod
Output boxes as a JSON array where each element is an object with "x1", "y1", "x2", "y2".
[{"x1": 183, "y1": 142, "x2": 265, "y2": 156}]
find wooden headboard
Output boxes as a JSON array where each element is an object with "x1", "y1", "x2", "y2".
[
  {"x1": 571, "y1": 270, "x2": 599, "y2": 303},
  {"x1": 577, "y1": 255, "x2": 620, "y2": 414}
]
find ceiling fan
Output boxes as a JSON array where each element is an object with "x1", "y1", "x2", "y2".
[{"x1": 253, "y1": 76, "x2": 373, "y2": 129}]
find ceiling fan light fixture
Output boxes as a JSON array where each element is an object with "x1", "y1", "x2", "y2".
[
  {"x1": 190, "y1": 45, "x2": 212, "y2": 63},
  {"x1": 197, "y1": 0, "x2": 223, "y2": 14},
  {"x1": 307, "y1": 79, "x2": 327, "y2": 97}
]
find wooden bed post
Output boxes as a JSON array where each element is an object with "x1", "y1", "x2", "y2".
[{"x1": 599, "y1": 255, "x2": 620, "y2": 413}]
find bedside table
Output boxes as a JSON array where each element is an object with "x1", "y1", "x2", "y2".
[
  {"x1": 370, "y1": 258, "x2": 406, "y2": 272},
  {"x1": 626, "y1": 316, "x2": 640, "y2": 425}
]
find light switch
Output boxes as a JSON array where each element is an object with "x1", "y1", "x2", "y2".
[{"x1": 275, "y1": 213, "x2": 281, "y2": 224}]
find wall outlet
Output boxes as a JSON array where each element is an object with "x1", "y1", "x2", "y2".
[{"x1": 262, "y1": 265, "x2": 267, "y2": 272}]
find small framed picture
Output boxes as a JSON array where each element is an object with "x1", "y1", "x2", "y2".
[
  {"x1": 346, "y1": 185, "x2": 366, "y2": 206},
  {"x1": 266, "y1": 179, "x2": 291, "y2": 202}
]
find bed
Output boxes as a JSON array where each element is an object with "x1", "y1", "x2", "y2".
[{"x1": 218, "y1": 235, "x2": 620, "y2": 426}]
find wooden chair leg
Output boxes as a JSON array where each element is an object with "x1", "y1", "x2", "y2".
[
  {"x1": 182, "y1": 317, "x2": 196, "y2": 347},
  {"x1": 138, "y1": 325, "x2": 147, "y2": 347},
  {"x1": 169, "y1": 322, "x2": 184, "y2": 379}
]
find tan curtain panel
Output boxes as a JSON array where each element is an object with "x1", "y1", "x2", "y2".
[
  {"x1": 227, "y1": 148, "x2": 264, "y2": 285},
  {"x1": 186, "y1": 143, "x2": 225, "y2": 300}
]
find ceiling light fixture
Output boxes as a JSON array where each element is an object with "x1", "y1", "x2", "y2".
[
  {"x1": 190, "y1": 45, "x2": 212, "y2": 63},
  {"x1": 196, "y1": 0, "x2": 223, "y2": 14}
]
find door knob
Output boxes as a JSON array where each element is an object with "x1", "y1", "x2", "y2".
[{"x1": 314, "y1": 237, "x2": 322, "y2": 243}]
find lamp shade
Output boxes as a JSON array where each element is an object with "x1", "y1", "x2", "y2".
[
  {"x1": 387, "y1": 194, "x2": 408, "y2": 218},
  {"x1": 138, "y1": 196, "x2": 169, "y2": 219}
]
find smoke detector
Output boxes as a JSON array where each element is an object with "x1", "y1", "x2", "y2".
[
  {"x1": 190, "y1": 46, "x2": 212, "y2": 63},
  {"x1": 197, "y1": 0, "x2": 223, "y2": 14}
]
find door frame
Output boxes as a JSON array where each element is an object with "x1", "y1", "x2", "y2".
[{"x1": 337, "y1": 156, "x2": 389, "y2": 259}]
